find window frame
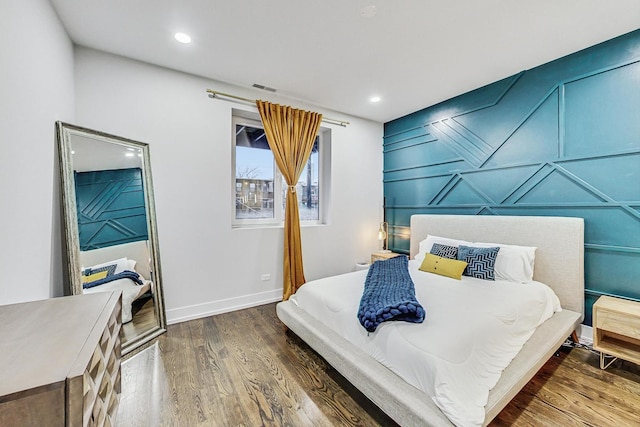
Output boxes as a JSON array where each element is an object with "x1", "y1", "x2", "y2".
[{"x1": 232, "y1": 115, "x2": 325, "y2": 228}]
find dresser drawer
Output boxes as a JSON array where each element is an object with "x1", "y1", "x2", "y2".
[{"x1": 596, "y1": 309, "x2": 640, "y2": 341}]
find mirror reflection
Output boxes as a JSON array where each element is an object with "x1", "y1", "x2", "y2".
[{"x1": 56, "y1": 122, "x2": 166, "y2": 354}]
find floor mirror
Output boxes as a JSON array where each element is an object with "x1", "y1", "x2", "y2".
[{"x1": 56, "y1": 122, "x2": 166, "y2": 355}]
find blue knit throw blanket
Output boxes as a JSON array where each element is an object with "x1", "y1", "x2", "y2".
[
  {"x1": 83, "y1": 270, "x2": 144, "y2": 289},
  {"x1": 358, "y1": 255, "x2": 426, "y2": 332}
]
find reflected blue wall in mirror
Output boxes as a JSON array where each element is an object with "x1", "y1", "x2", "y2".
[{"x1": 75, "y1": 167, "x2": 149, "y2": 251}]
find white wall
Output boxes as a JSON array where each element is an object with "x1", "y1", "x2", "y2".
[
  {"x1": 74, "y1": 47, "x2": 383, "y2": 323},
  {"x1": 0, "y1": 0, "x2": 75, "y2": 304}
]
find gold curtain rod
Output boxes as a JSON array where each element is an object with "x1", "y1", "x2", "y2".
[{"x1": 206, "y1": 89, "x2": 350, "y2": 127}]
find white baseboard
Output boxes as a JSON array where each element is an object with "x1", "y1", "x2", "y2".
[
  {"x1": 577, "y1": 324, "x2": 593, "y2": 346},
  {"x1": 166, "y1": 289, "x2": 282, "y2": 325}
]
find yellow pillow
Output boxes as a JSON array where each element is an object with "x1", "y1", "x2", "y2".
[
  {"x1": 82, "y1": 270, "x2": 108, "y2": 283},
  {"x1": 419, "y1": 253, "x2": 468, "y2": 280}
]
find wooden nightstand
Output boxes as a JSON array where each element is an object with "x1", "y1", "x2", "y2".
[
  {"x1": 371, "y1": 251, "x2": 401, "y2": 263},
  {"x1": 593, "y1": 295, "x2": 640, "y2": 369}
]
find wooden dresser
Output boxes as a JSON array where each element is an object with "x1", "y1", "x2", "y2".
[{"x1": 0, "y1": 292, "x2": 122, "y2": 426}]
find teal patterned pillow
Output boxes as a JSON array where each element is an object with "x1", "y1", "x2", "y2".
[
  {"x1": 430, "y1": 243, "x2": 458, "y2": 260},
  {"x1": 82, "y1": 264, "x2": 116, "y2": 277},
  {"x1": 457, "y1": 246, "x2": 500, "y2": 280}
]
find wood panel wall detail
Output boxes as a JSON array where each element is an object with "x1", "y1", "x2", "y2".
[
  {"x1": 383, "y1": 30, "x2": 640, "y2": 325},
  {"x1": 75, "y1": 168, "x2": 148, "y2": 251}
]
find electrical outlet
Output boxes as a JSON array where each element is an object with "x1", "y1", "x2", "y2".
[{"x1": 261, "y1": 274, "x2": 271, "y2": 281}]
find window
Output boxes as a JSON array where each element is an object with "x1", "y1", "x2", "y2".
[{"x1": 233, "y1": 115, "x2": 327, "y2": 227}]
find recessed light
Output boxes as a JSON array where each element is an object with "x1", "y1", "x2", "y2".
[
  {"x1": 360, "y1": 5, "x2": 377, "y2": 18},
  {"x1": 125, "y1": 152, "x2": 135, "y2": 157},
  {"x1": 369, "y1": 95, "x2": 382, "y2": 103},
  {"x1": 174, "y1": 32, "x2": 192, "y2": 44}
]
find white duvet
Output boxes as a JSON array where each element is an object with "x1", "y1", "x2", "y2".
[
  {"x1": 84, "y1": 278, "x2": 152, "y2": 323},
  {"x1": 290, "y1": 259, "x2": 561, "y2": 427}
]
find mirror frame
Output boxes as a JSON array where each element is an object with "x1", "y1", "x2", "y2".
[{"x1": 56, "y1": 121, "x2": 166, "y2": 354}]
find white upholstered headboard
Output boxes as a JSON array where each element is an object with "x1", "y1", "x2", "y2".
[{"x1": 409, "y1": 215, "x2": 584, "y2": 319}]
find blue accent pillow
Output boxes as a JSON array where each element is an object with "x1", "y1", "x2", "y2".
[
  {"x1": 457, "y1": 245, "x2": 500, "y2": 280},
  {"x1": 82, "y1": 264, "x2": 116, "y2": 277},
  {"x1": 430, "y1": 243, "x2": 458, "y2": 260}
]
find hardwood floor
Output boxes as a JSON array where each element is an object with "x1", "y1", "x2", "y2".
[
  {"x1": 492, "y1": 346, "x2": 640, "y2": 426},
  {"x1": 121, "y1": 295, "x2": 155, "y2": 345},
  {"x1": 117, "y1": 303, "x2": 640, "y2": 426}
]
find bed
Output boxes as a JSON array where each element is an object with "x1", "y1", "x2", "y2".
[
  {"x1": 79, "y1": 240, "x2": 154, "y2": 323},
  {"x1": 276, "y1": 214, "x2": 584, "y2": 426}
]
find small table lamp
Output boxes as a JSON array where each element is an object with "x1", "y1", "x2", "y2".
[{"x1": 377, "y1": 222, "x2": 391, "y2": 253}]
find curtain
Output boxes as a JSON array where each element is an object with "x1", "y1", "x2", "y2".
[{"x1": 256, "y1": 100, "x2": 322, "y2": 300}]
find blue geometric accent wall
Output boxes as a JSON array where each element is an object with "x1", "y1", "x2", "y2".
[
  {"x1": 75, "y1": 168, "x2": 149, "y2": 251},
  {"x1": 383, "y1": 30, "x2": 640, "y2": 326}
]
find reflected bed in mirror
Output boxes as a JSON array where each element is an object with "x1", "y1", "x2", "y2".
[{"x1": 56, "y1": 122, "x2": 166, "y2": 355}]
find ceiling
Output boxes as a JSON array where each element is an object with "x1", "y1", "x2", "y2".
[{"x1": 50, "y1": 0, "x2": 640, "y2": 123}]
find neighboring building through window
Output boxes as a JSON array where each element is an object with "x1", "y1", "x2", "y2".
[{"x1": 233, "y1": 115, "x2": 326, "y2": 227}]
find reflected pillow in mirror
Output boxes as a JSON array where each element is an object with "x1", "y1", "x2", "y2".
[
  {"x1": 82, "y1": 270, "x2": 109, "y2": 284},
  {"x1": 82, "y1": 257, "x2": 136, "y2": 276},
  {"x1": 82, "y1": 264, "x2": 116, "y2": 278},
  {"x1": 117, "y1": 259, "x2": 137, "y2": 275}
]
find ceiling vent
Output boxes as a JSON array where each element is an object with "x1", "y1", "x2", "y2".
[{"x1": 252, "y1": 83, "x2": 277, "y2": 92}]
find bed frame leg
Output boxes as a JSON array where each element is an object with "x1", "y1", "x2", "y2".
[{"x1": 571, "y1": 330, "x2": 579, "y2": 345}]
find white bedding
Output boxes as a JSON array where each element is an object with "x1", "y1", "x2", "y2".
[
  {"x1": 290, "y1": 259, "x2": 561, "y2": 426},
  {"x1": 84, "y1": 278, "x2": 152, "y2": 323}
]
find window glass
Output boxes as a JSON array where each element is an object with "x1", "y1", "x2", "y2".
[
  {"x1": 233, "y1": 116, "x2": 325, "y2": 227},
  {"x1": 284, "y1": 139, "x2": 319, "y2": 221},
  {"x1": 235, "y1": 124, "x2": 275, "y2": 220}
]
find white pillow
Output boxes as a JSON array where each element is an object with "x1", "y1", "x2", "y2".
[
  {"x1": 473, "y1": 242, "x2": 536, "y2": 283},
  {"x1": 415, "y1": 235, "x2": 472, "y2": 264},
  {"x1": 83, "y1": 257, "x2": 137, "y2": 275},
  {"x1": 116, "y1": 259, "x2": 137, "y2": 274}
]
